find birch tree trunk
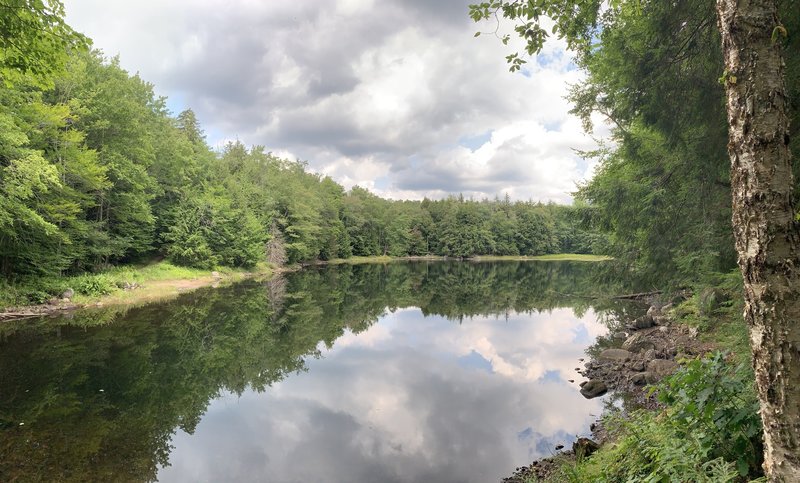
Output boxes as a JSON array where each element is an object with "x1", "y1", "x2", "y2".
[{"x1": 716, "y1": 0, "x2": 800, "y2": 479}]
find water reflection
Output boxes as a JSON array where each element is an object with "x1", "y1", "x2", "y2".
[{"x1": 0, "y1": 261, "x2": 631, "y2": 482}]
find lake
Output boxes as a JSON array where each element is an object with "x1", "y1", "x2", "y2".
[{"x1": 0, "y1": 261, "x2": 635, "y2": 482}]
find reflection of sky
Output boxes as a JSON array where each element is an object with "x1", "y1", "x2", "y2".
[{"x1": 157, "y1": 307, "x2": 607, "y2": 483}]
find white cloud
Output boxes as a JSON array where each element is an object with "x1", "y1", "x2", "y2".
[{"x1": 64, "y1": 0, "x2": 609, "y2": 202}]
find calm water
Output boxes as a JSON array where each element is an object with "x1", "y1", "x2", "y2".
[{"x1": 0, "y1": 261, "x2": 635, "y2": 482}]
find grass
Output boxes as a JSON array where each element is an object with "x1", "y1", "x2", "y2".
[{"x1": 0, "y1": 260, "x2": 272, "y2": 310}]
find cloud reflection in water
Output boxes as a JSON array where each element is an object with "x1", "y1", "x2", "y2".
[{"x1": 158, "y1": 307, "x2": 607, "y2": 483}]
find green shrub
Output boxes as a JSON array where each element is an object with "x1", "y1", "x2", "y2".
[
  {"x1": 75, "y1": 274, "x2": 114, "y2": 296},
  {"x1": 24, "y1": 289, "x2": 51, "y2": 305},
  {"x1": 657, "y1": 352, "x2": 763, "y2": 477},
  {"x1": 561, "y1": 352, "x2": 763, "y2": 482}
]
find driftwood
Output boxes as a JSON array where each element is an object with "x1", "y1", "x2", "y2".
[{"x1": 0, "y1": 312, "x2": 44, "y2": 321}]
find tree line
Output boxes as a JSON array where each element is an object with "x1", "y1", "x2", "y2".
[{"x1": 0, "y1": 48, "x2": 602, "y2": 280}]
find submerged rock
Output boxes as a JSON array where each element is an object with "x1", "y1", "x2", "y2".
[{"x1": 580, "y1": 379, "x2": 608, "y2": 399}]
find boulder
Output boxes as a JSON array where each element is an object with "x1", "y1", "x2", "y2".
[
  {"x1": 632, "y1": 315, "x2": 655, "y2": 329},
  {"x1": 572, "y1": 438, "x2": 600, "y2": 458},
  {"x1": 580, "y1": 380, "x2": 608, "y2": 399},
  {"x1": 646, "y1": 305, "x2": 661, "y2": 318},
  {"x1": 61, "y1": 288, "x2": 75, "y2": 299},
  {"x1": 47, "y1": 297, "x2": 60, "y2": 306},
  {"x1": 642, "y1": 349, "x2": 657, "y2": 361},
  {"x1": 647, "y1": 359, "x2": 679, "y2": 378},
  {"x1": 598, "y1": 348, "x2": 633, "y2": 362},
  {"x1": 622, "y1": 333, "x2": 656, "y2": 353},
  {"x1": 630, "y1": 372, "x2": 649, "y2": 386},
  {"x1": 653, "y1": 315, "x2": 671, "y2": 326}
]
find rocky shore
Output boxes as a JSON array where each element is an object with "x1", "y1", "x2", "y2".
[{"x1": 504, "y1": 301, "x2": 713, "y2": 482}]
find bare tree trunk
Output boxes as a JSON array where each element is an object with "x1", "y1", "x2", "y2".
[
  {"x1": 266, "y1": 220, "x2": 287, "y2": 267},
  {"x1": 716, "y1": 0, "x2": 800, "y2": 479}
]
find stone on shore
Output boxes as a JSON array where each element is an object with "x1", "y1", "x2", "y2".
[
  {"x1": 598, "y1": 348, "x2": 633, "y2": 362},
  {"x1": 622, "y1": 332, "x2": 656, "y2": 353},
  {"x1": 580, "y1": 379, "x2": 608, "y2": 399},
  {"x1": 647, "y1": 359, "x2": 678, "y2": 378}
]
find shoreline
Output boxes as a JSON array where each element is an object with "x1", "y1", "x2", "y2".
[
  {"x1": 0, "y1": 264, "x2": 277, "y2": 322},
  {"x1": 504, "y1": 295, "x2": 726, "y2": 482},
  {"x1": 309, "y1": 253, "x2": 611, "y2": 266},
  {"x1": 1, "y1": 254, "x2": 609, "y2": 323}
]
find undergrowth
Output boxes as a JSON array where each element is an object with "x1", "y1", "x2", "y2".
[{"x1": 550, "y1": 352, "x2": 763, "y2": 482}]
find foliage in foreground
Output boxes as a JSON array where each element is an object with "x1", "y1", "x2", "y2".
[{"x1": 553, "y1": 352, "x2": 762, "y2": 483}]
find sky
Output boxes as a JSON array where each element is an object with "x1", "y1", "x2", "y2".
[{"x1": 63, "y1": 0, "x2": 608, "y2": 203}]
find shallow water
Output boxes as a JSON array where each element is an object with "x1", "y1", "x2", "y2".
[{"x1": 0, "y1": 261, "x2": 633, "y2": 482}]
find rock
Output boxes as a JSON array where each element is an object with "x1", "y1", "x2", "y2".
[
  {"x1": 568, "y1": 379, "x2": 574, "y2": 383},
  {"x1": 579, "y1": 380, "x2": 588, "y2": 387},
  {"x1": 47, "y1": 297, "x2": 60, "y2": 305},
  {"x1": 629, "y1": 359, "x2": 646, "y2": 372},
  {"x1": 646, "y1": 305, "x2": 661, "y2": 318},
  {"x1": 642, "y1": 349, "x2": 657, "y2": 361},
  {"x1": 580, "y1": 380, "x2": 608, "y2": 399},
  {"x1": 611, "y1": 331, "x2": 627, "y2": 340},
  {"x1": 211, "y1": 271, "x2": 221, "y2": 278},
  {"x1": 647, "y1": 359, "x2": 679, "y2": 378},
  {"x1": 653, "y1": 315, "x2": 671, "y2": 326},
  {"x1": 598, "y1": 348, "x2": 633, "y2": 362},
  {"x1": 572, "y1": 438, "x2": 600, "y2": 458},
  {"x1": 60, "y1": 298, "x2": 70, "y2": 303},
  {"x1": 622, "y1": 333, "x2": 656, "y2": 353},
  {"x1": 61, "y1": 288, "x2": 74, "y2": 299},
  {"x1": 555, "y1": 444, "x2": 564, "y2": 451},
  {"x1": 632, "y1": 315, "x2": 655, "y2": 329},
  {"x1": 120, "y1": 281, "x2": 140, "y2": 290},
  {"x1": 661, "y1": 302, "x2": 674, "y2": 312},
  {"x1": 630, "y1": 372, "x2": 649, "y2": 385}
]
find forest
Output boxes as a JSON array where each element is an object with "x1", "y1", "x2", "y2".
[{"x1": 0, "y1": 45, "x2": 600, "y2": 287}]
